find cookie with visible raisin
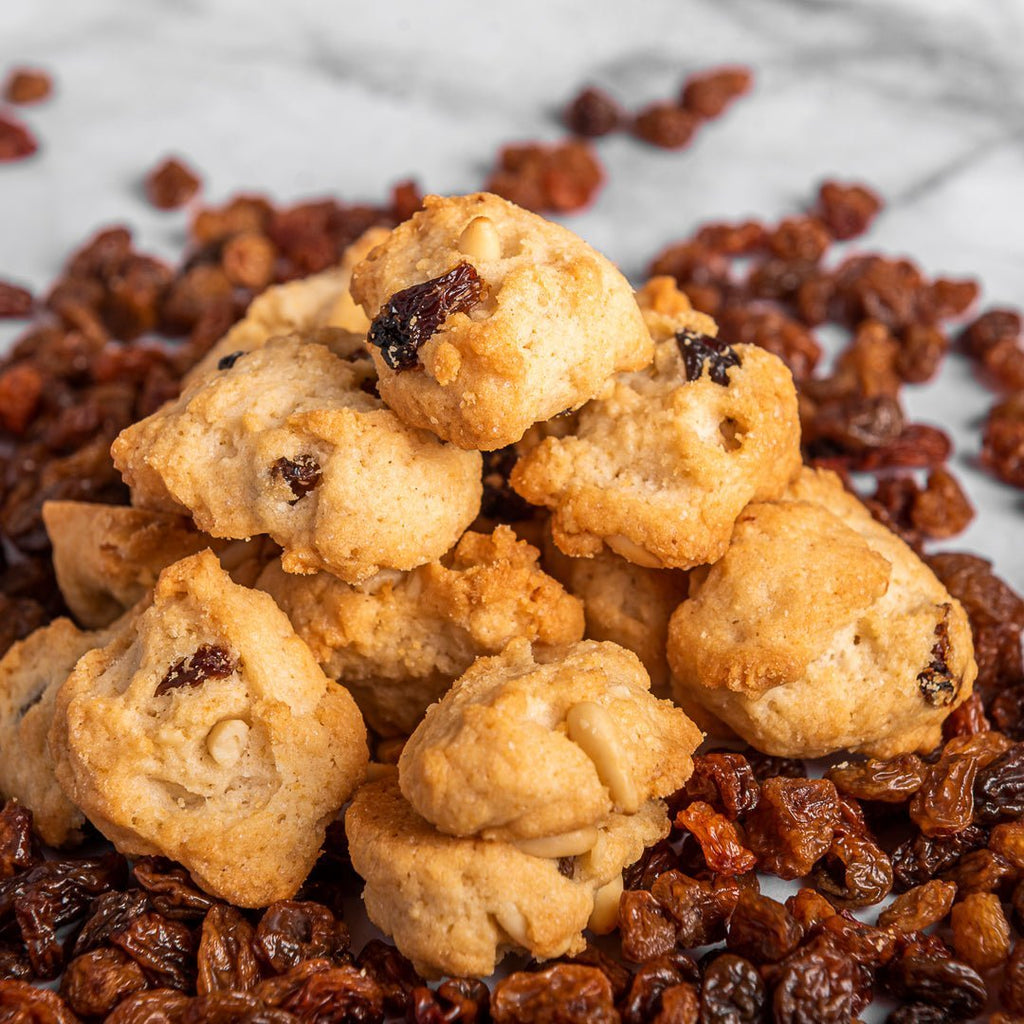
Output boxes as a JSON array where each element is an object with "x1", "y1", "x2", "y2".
[
  {"x1": 257, "y1": 525, "x2": 584, "y2": 736},
  {"x1": 112, "y1": 335, "x2": 482, "y2": 584},
  {"x1": 398, "y1": 637, "x2": 701, "y2": 842},
  {"x1": 187, "y1": 225, "x2": 390, "y2": 382},
  {"x1": 0, "y1": 614, "x2": 134, "y2": 846},
  {"x1": 346, "y1": 774, "x2": 668, "y2": 978},
  {"x1": 511, "y1": 277, "x2": 802, "y2": 570},
  {"x1": 49, "y1": 550, "x2": 368, "y2": 906},
  {"x1": 667, "y1": 467, "x2": 977, "y2": 758},
  {"x1": 349, "y1": 192, "x2": 652, "y2": 450}
]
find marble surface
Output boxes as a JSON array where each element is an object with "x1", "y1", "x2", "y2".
[
  {"x1": 2, "y1": 0, "x2": 1022, "y2": 591},
  {"x1": 1, "y1": 1, "x2": 1024, "y2": 1015}
]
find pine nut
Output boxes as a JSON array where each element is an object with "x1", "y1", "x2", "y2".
[
  {"x1": 588, "y1": 874, "x2": 623, "y2": 934},
  {"x1": 458, "y1": 216, "x2": 501, "y2": 261},
  {"x1": 566, "y1": 701, "x2": 639, "y2": 813},
  {"x1": 513, "y1": 826, "x2": 599, "y2": 859},
  {"x1": 206, "y1": 718, "x2": 249, "y2": 767}
]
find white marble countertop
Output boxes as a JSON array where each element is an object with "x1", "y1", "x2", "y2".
[
  {"x1": 2, "y1": 0, "x2": 1021, "y2": 590},
  {"x1": 1, "y1": 2, "x2": 1024, "y2": 1017}
]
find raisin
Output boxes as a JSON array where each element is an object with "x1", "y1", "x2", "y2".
[
  {"x1": 0, "y1": 802, "x2": 41, "y2": 879},
  {"x1": 916, "y1": 612, "x2": 960, "y2": 707},
  {"x1": 676, "y1": 330, "x2": 741, "y2": 386},
  {"x1": 941, "y1": 847, "x2": 1016, "y2": 895},
  {"x1": 145, "y1": 158, "x2": 202, "y2": 211},
  {"x1": 990, "y1": 821, "x2": 1024, "y2": 869},
  {"x1": 565, "y1": 87, "x2": 622, "y2": 137},
  {"x1": 155, "y1": 643, "x2": 237, "y2": 697},
  {"x1": 1003, "y1": 940, "x2": 1024, "y2": 1013},
  {"x1": 487, "y1": 141, "x2": 604, "y2": 214},
  {"x1": 567, "y1": 946, "x2": 632, "y2": 1001},
  {"x1": 0, "y1": 281, "x2": 34, "y2": 319},
  {"x1": 0, "y1": 980, "x2": 79, "y2": 1022},
  {"x1": 274, "y1": 963, "x2": 384, "y2": 1021},
  {"x1": 814, "y1": 822, "x2": 893, "y2": 908},
  {"x1": 772, "y1": 946, "x2": 858, "y2": 1024},
  {"x1": 910, "y1": 468, "x2": 974, "y2": 540},
  {"x1": 491, "y1": 965, "x2": 618, "y2": 1023},
  {"x1": 812, "y1": 914, "x2": 896, "y2": 970},
  {"x1": 815, "y1": 180, "x2": 883, "y2": 240},
  {"x1": 621, "y1": 952, "x2": 699, "y2": 1024},
  {"x1": 949, "y1": 892, "x2": 1010, "y2": 971},
  {"x1": 961, "y1": 308, "x2": 1021, "y2": 359},
  {"x1": 746, "y1": 753, "x2": 808, "y2": 782},
  {"x1": 0, "y1": 114, "x2": 38, "y2": 162},
  {"x1": 619, "y1": 890, "x2": 677, "y2": 963},
  {"x1": 908, "y1": 750, "x2": 977, "y2": 836},
  {"x1": 897, "y1": 323, "x2": 948, "y2": 383},
  {"x1": 680, "y1": 752, "x2": 759, "y2": 819},
  {"x1": 73, "y1": 889, "x2": 152, "y2": 956},
  {"x1": 695, "y1": 221, "x2": 767, "y2": 256},
  {"x1": 744, "y1": 777, "x2": 841, "y2": 879},
  {"x1": 368, "y1": 262, "x2": 483, "y2": 371},
  {"x1": 674, "y1": 801, "x2": 756, "y2": 875},
  {"x1": 726, "y1": 891, "x2": 802, "y2": 963},
  {"x1": 196, "y1": 904, "x2": 261, "y2": 994},
  {"x1": 410, "y1": 977, "x2": 490, "y2": 1023},
  {"x1": 254, "y1": 901, "x2": 348, "y2": 974},
  {"x1": 886, "y1": 1004, "x2": 951, "y2": 1023},
  {"x1": 767, "y1": 217, "x2": 831, "y2": 262},
  {"x1": 105, "y1": 988, "x2": 190, "y2": 1023},
  {"x1": 131, "y1": 858, "x2": 217, "y2": 921},
  {"x1": 877, "y1": 880, "x2": 957, "y2": 932},
  {"x1": 60, "y1": 946, "x2": 149, "y2": 1017},
  {"x1": 271, "y1": 454, "x2": 322, "y2": 502},
  {"x1": 356, "y1": 939, "x2": 422, "y2": 1016},
  {"x1": 891, "y1": 825, "x2": 988, "y2": 891},
  {"x1": 785, "y1": 889, "x2": 837, "y2": 931},
  {"x1": 827, "y1": 755, "x2": 926, "y2": 803},
  {"x1": 699, "y1": 953, "x2": 764, "y2": 1024},
  {"x1": 650, "y1": 870, "x2": 730, "y2": 947},
  {"x1": 632, "y1": 104, "x2": 700, "y2": 149},
  {"x1": 111, "y1": 911, "x2": 197, "y2": 992},
  {"x1": 3, "y1": 68, "x2": 53, "y2": 105},
  {"x1": 885, "y1": 952, "x2": 986, "y2": 1018},
  {"x1": 216, "y1": 350, "x2": 245, "y2": 370},
  {"x1": 974, "y1": 742, "x2": 1024, "y2": 822},
  {"x1": 221, "y1": 231, "x2": 276, "y2": 290},
  {"x1": 680, "y1": 66, "x2": 753, "y2": 118}
]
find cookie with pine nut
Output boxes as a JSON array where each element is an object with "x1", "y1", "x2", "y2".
[
  {"x1": 397, "y1": 637, "x2": 701, "y2": 842},
  {"x1": 346, "y1": 773, "x2": 669, "y2": 978},
  {"x1": 511, "y1": 277, "x2": 802, "y2": 570},
  {"x1": 0, "y1": 614, "x2": 135, "y2": 847},
  {"x1": 111, "y1": 335, "x2": 482, "y2": 584},
  {"x1": 667, "y1": 467, "x2": 977, "y2": 759},
  {"x1": 49, "y1": 550, "x2": 368, "y2": 907},
  {"x1": 187, "y1": 225, "x2": 391, "y2": 383},
  {"x1": 256, "y1": 525, "x2": 585, "y2": 736},
  {"x1": 43, "y1": 501, "x2": 278, "y2": 629},
  {"x1": 349, "y1": 192, "x2": 653, "y2": 450}
]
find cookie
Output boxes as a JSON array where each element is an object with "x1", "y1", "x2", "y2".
[
  {"x1": 511, "y1": 280, "x2": 801, "y2": 570},
  {"x1": 49, "y1": 550, "x2": 368, "y2": 906},
  {"x1": 398, "y1": 637, "x2": 701, "y2": 842},
  {"x1": 111, "y1": 335, "x2": 482, "y2": 583},
  {"x1": 43, "y1": 501, "x2": 278, "y2": 629},
  {"x1": 346, "y1": 774, "x2": 669, "y2": 978},
  {"x1": 256, "y1": 525, "x2": 584, "y2": 736},
  {"x1": 0, "y1": 616, "x2": 128, "y2": 846},
  {"x1": 349, "y1": 192, "x2": 653, "y2": 450},
  {"x1": 668, "y1": 467, "x2": 977, "y2": 758},
  {"x1": 540, "y1": 530, "x2": 688, "y2": 700},
  {"x1": 187, "y1": 225, "x2": 390, "y2": 382}
]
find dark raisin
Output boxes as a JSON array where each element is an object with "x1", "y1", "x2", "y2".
[
  {"x1": 0, "y1": 980, "x2": 78, "y2": 1021},
  {"x1": 886, "y1": 1004, "x2": 950, "y2": 1023},
  {"x1": 885, "y1": 952, "x2": 986, "y2": 1018},
  {"x1": 271, "y1": 454, "x2": 321, "y2": 502},
  {"x1": 197, "y1": 904, "x2": 261, "y2": 994},
  {"x1": 1003, "y1": 940, "x2": 1024, "y2": 1013},
  {"x1": 621, "y1": 952, "x2": 699, "y2": 1024},
  {"x1": 73, "y1": 889, "x2": 152, "y2": 956},
  {"x1": 975, "y1": 742, "x2": 1024, "y2": 823},
  {"x1": 273, "y1": 963, "x2": 384, "y2": 1021},
  {"x1": 410, "y1": 977, "x2": 490, "y2": 1023},
  {"x1": 813, "y1": 821, "x2": 893, "y2": 908},
  {"x1": 827, "y1": 755, "x2": 926, "y2": 803},
  {"x1": 480, "y1": 446, "x2": 533, "y2": 522},
  {"x1": 155, "y1": 643, "x2": 237, "y2": 697},
  {"x1": 699, "y1": 953, "x2": 764, "y2": 1024},
  {"x1": 916, "y1": 608, "x2": 959, "y2": 706},
  {"x1": 131, "y1": 858, "x2": 217, "y2": 921},
  {"x1": 772, "y1": 946, "x2": 858, "y2": 1024},
  {"x1": 0, "y1": 802, "x2": 41, "y2": 879},
  {"x1": 557, "y1": 856, "x2": 575, "y2": 878},
  {"x1": 491, "y1": 965, "x2": 617, "y2": 1023},
  {"x1": 676, "y1": 329, "x2": 740, "y2": 386},
  {"x1": 623, "y1": 840, "x2": 681, "y2": 891},
  {"x1": 877, "y1": 880, "x2": 957, "y2": 932},
  {"x1": 565, "y1": 87, "x2": 622, "y2": 137},
  {"x1": 355, "y1": 939, "x2": 422, "y2": 1016},
  {"x1": 254, "y1": 900, "x2": 348, "y2": 973},
  {"x1": 632, "y1": 104, "x2": 700, "y2": 149},
  {"x1": 216, "y1": 350, "x2": 244, "y2": 370},
  {"x1": 110, "y1": 911, "x2": 197, "y2": 992},
  {"x1": 891, "y1": 825, "x2": 988, "y2": 891},
  {"x1": 105, "y1": 987, "x2": 190, "y2": 1023},
  {"x1": 368, "y1": 262, "x2": 483, "y2": 371},
  {"x1": 680, "y1": 752, "x2": 759, "y2": 819},
  {"x1": 651, "y1": 870, "x2": 731, "y2": 947},
  {"x1": 726, "y1": 891, "x2": 802, "y2": 963},
  {"x1": 60, "y1": 946, "x2": 149, "y2": 1018},
  {"x1": 908, "y1": 750, "x2": 977, "y2": 837},
  {"x1": 680, "y1": 66, "x2": 753, "y2": 118},
  {"x1": 619, "y1": 890, "x2": 677, "y2": 963},
  {"x1": 145, "y1": 158, "x2": 202, "y2": 211}
]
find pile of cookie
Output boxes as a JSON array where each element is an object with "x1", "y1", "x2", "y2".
[{"x1": 0, "y1": 192, "x2": 976, "y2": 979}]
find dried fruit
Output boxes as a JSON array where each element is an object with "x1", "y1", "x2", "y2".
[
  {"x1": 886, "y1": 951, "x2": 987, "y2": 1018},
  {"x1": 197, "y1": 904, "x2": 261, "y2": 993},
  {"x1": 486, "y1": 141, "x2": 603, "y2": 214},
  {"x1": 674, "y1": 801, "x2": 756, "y2": 875},
  {"x1": 271, "y1": 454, "x2": 322, "y2": 502},
  {"x1": 620, "y1": 952, "x2": 699, "y2": 1024},
  {"x1": 111, "y1": 911, "x2": 197, "y2": 992},
  {"x1": 145, "y1": 157, "x2": 202, "y2": 210},
  {"x1": 908, "y1": 750, "x2": 977, "y2": 836},
  {"x1": 410, "y1": 977, "x2": 490, "y2": 1023},
  {"x1": 772, "y1": 945, "x2": 859, "y2": 1024},
  {"x1": 827, "y1": 755, "x2": 926, "y2": 803},
  {"x1": 0, "y1": 980, "x2": 79, "y2": 1021},
  {"x1": 60, "y1": 947, "x2": 148, "y2": 1017},
  {"x1": 3, "y1": 68, "x2": 53, "y2": 105},
  {"x1": 565, "y1": 87, "x2": 622, "y2": 137},
  {"x1": 254, "y1": 901, "x2": 348, "y2": 974},
  {"x1": 813, "y1": 822, "x2": 893, "y2": 908},
  {"x1": 368, "y1": 262, "x2": 483, "y2": 371},
  {"x1": 676, "y1": 331, "x2": 741, "y2": 386},
  {"x1": 155, "y1": 644, "x2": 237, "y2": 697},
  {"x1": 680, "y1": 66, "x2": 753, "y2": 118},
  {"x1": 0, "y1": 282, "x2": 33, "y2": 319},
  {"x1": 0, "y1": 114, "x2": 38, "y2": 162},
  {"x1": 356, "y1": 939, "x2": 422, "y2": 1016},
  {"x1": 632, "y1": 104, "x2": 700, "y2": 149},
  {"x1": 815, "y1": 180, "x2": 883, "y2": 240},
  {"x1": 681, "y1": 752, "x2": 759, "y2": 820},
  {"x1": 975, "y1": 742, "x2": 1024, "y2": 822},
  {"x1": 0, "y1": 802, "x2": 41, "y2": 879},
  {"x1": 877, "y1": 880, "x2": 957, "y2": 932},
  {"x1": 491, "y1": 965, "x2": 618, "y2": 1023},
  {"x1": 726, "y1": 891, "x2": 802, "y2": 963},
  {"x1": 132, "y1": 858, "x2": 216, "y2": 921},
  {"x1": 619, "y1": 890, "x2": 677, "y2": 963},
  {"x1": 890, "y1": 825, "x2": 987, "y2": 891},
  {"x1": 950, "y1": 892, "x2": 1010, "y2": 971},
  {"x1": 650, "y1": 870, "x2": 730, "y2": 948},
  {"x1": 699, "y1": 953, "x2": 764, "y2": 1024}
]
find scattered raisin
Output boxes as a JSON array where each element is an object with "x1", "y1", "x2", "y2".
[
  {"x1": 815, "y1": 181, "x2": 883, "y2": 240},
  {"x1": 632, "y1": 104, "x2": 700, "y2": 149},
  {"x1": 0, "y1": 282, "x2": 33, "y2": 319},
  {"x1": 0, "y1": 114, "x2": 38, "y2": 162},
  {"x1": 3, "y1": 68, "x2": 53, "y2": 105},
  {"x1": 650, "y1": 870, "x2": 731, "y2": 947},
  {"x1": 110, "y1": 911, "x2": 197, "y2": 992},
  {"x1": 950, "y1": 892, "x2": 1010, "y2": 971},
  {"x1": 772, "y1": 945, "x2": 859, "y2": 1024},
  {"x1": 974, "y1": 742, "x2": 1024, "y2": 823},
  {"x1": 254, "y1": 901, "x2": 348, "y2": 974},
  {"x1": 145, "y1": 157, "x2": 202, "y2": 210},
  {"x1": 680, "y1": 66, "x2": 753, "y2": 118},
  {"x1": 155, "y1": 643, "x2": 237, "y2": 697},
  {"x1": 221, "y1": 231, "x2": 276, "y2": 290},
  {"x1": 565, "y1": 87, "x2": 622, "y2": 137},
  {"x1": 0, "y1": 802, "x2": 41, "y2": 879},
  {"x1": 680, "y1": 752, "x2": 759, "y2": 820},
  {"x1": 368, "y1": 262, "x2": 483, "y2": 371},
  {"x1": 885, "y1": 951, "x2": 987, "y2": 1018},
  {"x1": 356, "y1": 939, "x2": 422, "y2": 1016}
]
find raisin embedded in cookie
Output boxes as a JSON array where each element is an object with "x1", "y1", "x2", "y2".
[
  {"x1": 257, "y1": 525, "x2": 585, "y2": 736},
  {"x1": 668, "y1": 467, "x2": 977, "y2": 758},
  {"x1": 0, "y1": 616, "x2": 130, "y2": 846},
  {"x1": 187, "y1": 225, "x2": 391, "y2": 383},
  {"x1": 346, "y1": 774, "x2": 669, "y2": 978},
  {"x1": 349, "y1": 192, "x2": 653, "y2": 450},
  {"x1": 111, "y1": 335, "x2": 482, "y2": 584},
  {"x1": 49, "y1": 550, "x2": 368, "y2": 906},
  {"x1": 398, "y1": 637, "x2": 702, "y2": 842},
  {"x1": 511, "y1": 278, "x2": 802, "y2": 570}
]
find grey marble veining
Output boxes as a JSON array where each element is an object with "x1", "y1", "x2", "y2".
[{"x1": 0, "y1": 0, "x2": 1022, "y2": 589}]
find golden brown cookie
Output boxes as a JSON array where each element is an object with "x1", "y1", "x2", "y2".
[
  {"x1": 398, "y1": 638, "x2": 701, "y2": 841},
  {"x1": 511, "y1": 284, "x2": 801, "y2": 570},
  {"x1": 111, "y1": 335, "x2": 482, "y2": 584},
  {"x1": 257, "y1": 526, "x2": 584, "y2": 736},
  {"x1": 187, "y1": 225, "x2": 390, "y2": 382},
  {"x1": 346, "y1": 774, "x2": 669, "y2": 978},
  {"x1": 668, "y1": 467, "x2": 977, "y2": 758},
  {"x1": 350, "y1": 192, "x2": 652, "y2": 450},
  {"x1": 50, "y1": 551, "x2": 368, "y2": 906}
]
